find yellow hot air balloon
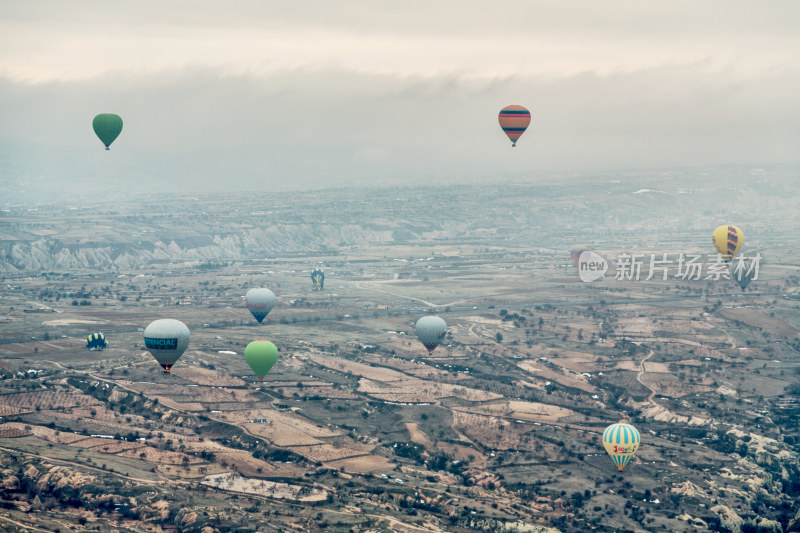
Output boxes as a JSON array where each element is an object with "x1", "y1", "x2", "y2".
[
  {"x1": 602, "y1": 423, "x2": 640, "y2": 471},
  {"x1": 712, "y1": 225, "x2": 744, "y2": 261}
]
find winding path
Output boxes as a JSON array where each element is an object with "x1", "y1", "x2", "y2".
[
  {"x1": 636, "y1": 349, "x2": 658, "y2": 404},
  {"x1": 0, "y1": 515, "x2": 53, "y2": 533}
]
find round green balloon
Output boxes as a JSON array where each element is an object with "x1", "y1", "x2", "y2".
[
  {"x1": 244, "y1": 340, "x2": 278, "y2": 380},
  {"x1": 93, "y1": 113, "x2": 123, "y2": 149}
]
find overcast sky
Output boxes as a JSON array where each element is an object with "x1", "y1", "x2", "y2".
[{"x1": 1, "y1": 1, "x2": 799, "y2": 197}]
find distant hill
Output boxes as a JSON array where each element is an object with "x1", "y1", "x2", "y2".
[{"x1": 1, "y1": 166, "x2": 796, "y2": 272}]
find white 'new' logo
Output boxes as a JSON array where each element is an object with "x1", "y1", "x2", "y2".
[{"x1": 578, "y1": 251, "x2": 607, "y2": 282}]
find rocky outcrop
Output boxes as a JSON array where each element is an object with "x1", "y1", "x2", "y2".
[
  {"x1": 749, "y1": 517, "x2": 782, "y2": 533},
  {"x1": 23, "y1": 464, "x2": 40, "y2": 480},
  {"x1": 36, "y1": 465, "x2": 94, "y2": 491},
  {"x1": 788, "y1": 507, "x2": 800, "y2": 532},
  {"x1": 2, "y1": 475, "x2": 19, "y2": 490},
  {"x1": 710, "y1": 505, "x2": 744, "y2": 533},
  {"x1": 180, "y1": 511, "x2": 198, "y2": 526},
  {"x1": 0, "y1": 223, "x2": 402, "y2": 272}
]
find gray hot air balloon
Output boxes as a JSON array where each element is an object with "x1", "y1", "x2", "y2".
[
  {"x1": 731, "y1": 257, "x2": 758, "y2": 291},
  {"x1": 245, "y1": 288, "x2": 276, "y2": 324},
  {"x1": 415, "y1": 316, "x2": 447, "y2": 354},
  {"x1": 144, "y1": 319, "x2": 190, "y2": 374}
]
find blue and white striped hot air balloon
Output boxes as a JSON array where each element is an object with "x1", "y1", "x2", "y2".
[{"x1": 602, "y1": 423, "x2": 640, "y2": 471}]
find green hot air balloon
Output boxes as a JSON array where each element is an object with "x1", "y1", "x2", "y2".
[
  {"x1": 244, "y1": 340, "x2": 279, "y2": 381},
  {"x1": 93, "y1": 113, "x2": 123, "y2": 150}
]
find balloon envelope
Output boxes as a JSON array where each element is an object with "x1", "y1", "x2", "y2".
[
  {"x1": 311, "y1": 268, "x2": 325, "y2": 290},
  {"x1": 245, "y1": 288, "x2": 276, "y2": 323},
  {"x1": 244, "y1": 340, "x2": 279, "y2": 380},
  {"x1": 144, "y1": 319, "x2": 190, "y2": 373},
  {"x1": 415, "y1": 316, "x2": 447, "y2": 354},
  {"x1": 498, "y1": 105, "x2": 531, "y2": 147},
  {"x1": 712, "y1": 225, "x2": 744, "y2": 261},
  {"x1": 602, "y1": 423, "x2": 640, "y2": 471},
  {"x1": 570, "y1": 246, "x2": 590, "y2": 269},
  {"x1": 86, "y1": 332, "x2": 108, "y2": 351},
  {"x1": 92, "y1": 114, "x2": 123, "y2": 149},
  {"x1": 731, "y1": 257, "x2": 757, "y2": 290}
]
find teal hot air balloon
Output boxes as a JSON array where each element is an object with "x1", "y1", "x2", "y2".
[
  {"x1": 244, "y1": 340, "x2": 279, "y2": 380},
  {"x1": 92, "y1": 113, "x2": 123, "y2": 150}
]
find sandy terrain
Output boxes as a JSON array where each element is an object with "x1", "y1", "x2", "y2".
[
  {"x1": 153, "y1": 397, "x2": 205, "y2": 411},
  {"x1": 202, "y1": 472, "x2": 328, "y2": 501},
  {"x1": 640, "y1": 404, "x2": 710, "y2": 426},
  {"x1": 720, "y1": 308, "x2": 798, "y2": 338},
  {"x1": 42, "y1": 319, "x2": 107, "y2": 326},
  {"x1": 451, "y1": 411, "x2": 543, "y2": 452},
  {"x1": 118, "y1": 446, "x2": 201, "y2": 464},
  {"x1": 325, "y1": 454, "x2": 394, "y2": 473},
  {"x1": 405, "y1": 422, "x2": 433, "y2": 449},
  {"x1": 287, "y1": 442, "x2": 374, "y2": 463},
  {"x1": 214, "y1": 409, "x2": 342, "y2": 439},
  {"x1": 0, "y1": 390, "x2": 101, "y2": 412},
  {"x1": 615, "y1": 360, "x2": 671, "y2": 373},
  {"x1": 471, "y1": 400, "x2": 577, "y2": 424},
  {"x1": 516, "y1": 361, "x2": 597, "y2": 393},
  {"x1": 274, "y1": 385, "x2": 360, "y2": 400},
  {"x1": 357, "y1": 377, "x2": 501, "y2": 404},
  {"x1": 308, "y1": 355, "x2": 407, "y2": 382},
  {"x1": 170, "y1": 366, "x2": 246, "y2": 387}
]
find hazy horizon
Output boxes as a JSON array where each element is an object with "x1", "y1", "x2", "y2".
[{"x1": 2, "y1": 1, "x2": 799, "y2": 201}]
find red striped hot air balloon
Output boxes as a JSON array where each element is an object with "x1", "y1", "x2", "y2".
[{"x1": 498, "y1": 105, "x2": 531, "y2": 147}]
